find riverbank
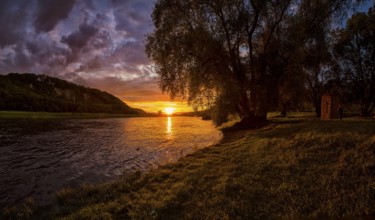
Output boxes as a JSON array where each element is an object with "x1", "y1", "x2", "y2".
[
  {"x1": 0, "y1": 111, "x2": 141, "y2": 119},
  {"x1": 4, "y1": 116, "x2": 375, "y2": 219}
]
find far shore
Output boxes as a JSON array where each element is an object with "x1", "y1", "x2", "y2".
[
  {"x1": 0, "y1": 111, "x2": 142, "y2": 119},
  {"x1": 0, "y1": 111, "x2": 207, "y2": 119}
]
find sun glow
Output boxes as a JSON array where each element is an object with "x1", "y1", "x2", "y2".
[{"x1": 164, "y1": 107, "x2": 176, "y2": 115}]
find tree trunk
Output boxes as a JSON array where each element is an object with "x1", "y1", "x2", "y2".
[
  {"x1": 313, "y1": 94, "x2": 322, "y2": 117},
  {"x1": 281, "y1": 103, "x2": 287, "y2": 117},
  {"x1": 315, "y1": 101, "x2": 321, "y2": 117},
  {"x1": 234, "y1": 86, "x2": 268, "y2": 130}
]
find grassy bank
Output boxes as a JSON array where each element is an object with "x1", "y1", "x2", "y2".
[
  {"x1": 0, "y1": 111, "x2": 140, "y2": 119},
  {"x1": 4, "y1": 117, "x2": 375, "y2": 219}
]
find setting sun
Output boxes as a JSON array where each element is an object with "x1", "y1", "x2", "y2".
[{"x1": 164, "y1": 107, "x2": 176, "y2": 115}]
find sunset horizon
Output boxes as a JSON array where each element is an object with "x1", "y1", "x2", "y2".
[
  {"x1": 126, "y1": 100, "x2": 191, "y2": 114},
  {"x1": 0, "y1": 0, "x2": 190, "y2": 114},
  {"x1": 1, "y1": 0, "x2": 375, "y2": 219}
]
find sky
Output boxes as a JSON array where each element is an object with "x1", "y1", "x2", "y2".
[
  {"x1": 0, "y1": 0, "x2": 190, "y2": 113},
  {"x1": 0, "y1": 0, "x2": 372, "y2": 113}
]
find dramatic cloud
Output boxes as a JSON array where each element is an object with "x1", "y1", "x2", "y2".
[
  {"x1": 34, "y1": 0, "x2": 76, "y2": 32},
  {"x1": 0, "y1": 0, "x2": 31, "y2": 47},
  {"x1": 0, "y1": 0, "x2": 180, "y2": 112},
  {"x1": 61, "y1": 23, "x2": 99, "y2": 51}
]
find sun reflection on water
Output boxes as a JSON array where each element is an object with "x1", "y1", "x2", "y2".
[{"x1": 166, "y1": 117, "x2": 172, "y2": 138}]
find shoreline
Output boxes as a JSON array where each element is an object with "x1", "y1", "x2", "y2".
[
  {"x1": 0, "y1": 116, "x2": 221, "y2": 213},
  {"x1": 3, "y1": 117, "x2": 375, "y2": 219},
  {"x1": 0, "y1": 121, "x2": 274, "y2": 213}
]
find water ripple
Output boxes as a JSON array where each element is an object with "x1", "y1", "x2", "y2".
[{"x1": 0, "y1": 117, "x2": 222, "y2": 209}]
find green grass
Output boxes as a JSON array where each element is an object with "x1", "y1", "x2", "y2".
[
  {"x1": 3, "y1": 117, "x2": 375, "y2": 219},
  {"x1": 0, "y1": 111, "x2": 140, "y2": 119},
  {"x1": 267, "y1": 111, "x2": 316, "y2": 118}
]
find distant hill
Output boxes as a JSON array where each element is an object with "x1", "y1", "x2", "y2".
[{"x1": 0, "y1": 73, "x2": 146, "y2": 115}]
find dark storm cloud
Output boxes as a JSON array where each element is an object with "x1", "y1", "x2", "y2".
[
  {"x1": 0, "y1": 0, "x2": 163, "y2": 105},
  {"x1": 61, "y1": 24, "x2": 98, "y2": 50},
  {"x1": 61, "y1": 23, "x2": 99, "y2": 63},
  {"x1": 111, "y1": 0, "x2": 153, "y2": 38},
  {"x1": 34, "y1": 0, "x2": 76, "y2": 32},
  {"x1": 0, "y1": 0, "x2": 31, "y2": 47},
  {"x1": 77, "y1": 56, "x2": 102, "y2": 72}
]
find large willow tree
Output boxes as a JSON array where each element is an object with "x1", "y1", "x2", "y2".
[{"x1": 146, "y1": 0, "x2": 359, "y2": 125}]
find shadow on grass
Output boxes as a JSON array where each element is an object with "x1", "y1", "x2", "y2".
[
  {"x1": 252, "y1": 118, "x2": 375, "y2": 140},
  {"x1": 270, "y1": 118, "x2": 307, "y2": 125}
]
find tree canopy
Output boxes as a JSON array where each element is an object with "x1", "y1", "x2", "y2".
[
  {"x1": 334, "y1": 7, "x2": 375, "y2": 117},
  {"x1": 146, "y1": 0, "x2": 365, "y2": 125}
]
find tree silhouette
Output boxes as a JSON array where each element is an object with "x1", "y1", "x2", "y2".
[
  {"x1": 334, "y1": 5, "x2": 375, "y2": 117},
  {"x1": 146, "y1": 0, "x2": 362, "y2": 125}
]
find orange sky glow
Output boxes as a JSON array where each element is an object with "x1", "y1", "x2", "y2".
[
  {"x1": 80, "y1": 76, "x2": 194, "y2": 114},
  {"x1": 126, "y1": 100, "x2": 193, "y2": 113}
]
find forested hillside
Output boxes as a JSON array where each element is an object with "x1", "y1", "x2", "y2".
[{"x1": 0, "y1": 73, "x2": 145, "y2": 115}]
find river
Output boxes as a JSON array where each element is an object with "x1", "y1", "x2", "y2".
[{"x1": 0, "y1": 116, "x2": 222, "y2": 209}]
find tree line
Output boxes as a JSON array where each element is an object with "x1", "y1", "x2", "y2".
[
  {"x1": 0, "y1": 73, "x2": 144, "y2": 115},
  {"x1": 146, "y1": 0, "x2": 374, "y2": 126}
]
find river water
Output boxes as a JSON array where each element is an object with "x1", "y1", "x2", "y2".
[{"x1": 0, "y1": 117, "x2": 222, "y2": 209}]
